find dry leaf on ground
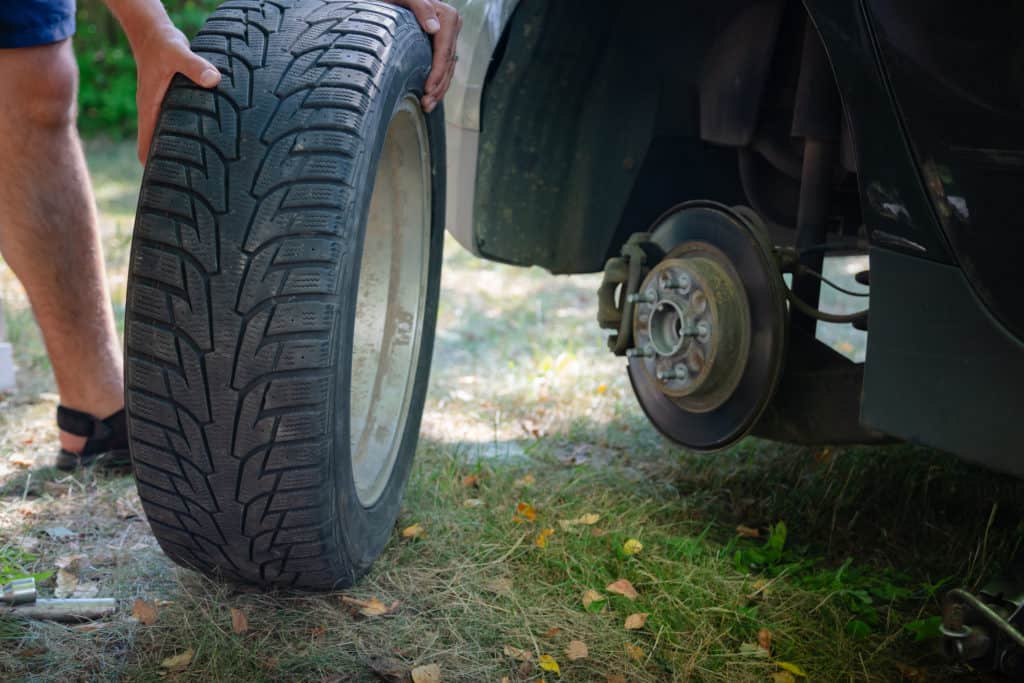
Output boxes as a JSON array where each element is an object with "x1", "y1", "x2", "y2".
[
  {"x1": 461, "y1": 474, "x2": 480, "y2": 488},
  {"x1": 9, "y1": 453, "x2": 34, "y2": 469},
  {"x1": 503, "y1": 645, "x2": 533, "y2": 662},
  {"x1": 771, "y1": 673, "x2": 796, "y2": 683},
  {"x1": 514, "y1": 502, "x2": 537, "y2": 523},
  {"x1": 624, "y1": 613, "x2": 649, "y2": 630},
  {"x1": 607, "y1": 676, "x2": 626, "y2": 683},
  {"x1": 736, "y1": 525, "x2": 761, "y2": 538},
  {"x1": 757, "y1": 628, "x2": 772, "y2": 653},
  {"x1": 410, "y1": 663, "x2": 442, "y2": 683},
  {"x1": 54, "y1": 569, "x2": 77, "y2": 599},
  {"x1": 625, "y1": 644, "x2": 645, "y2": 661},
  {"x1": 566, "y1": 639, "x2": 588, "y2": 661},
  {"x1": 622, "y1": 538, "x2": 643, "y2": 556},
  {"x1": 538, "y1": 654, "x2": 560, "y2": 675},
  {"x1": 401, "y1": 523, "x2": 425, "y2": 540},
  {"x1": 231, "y1": 607, "x2": 249, "y2": 634},
  {"x1": 514, "y1": 473, "x2": 536, "y2": 487},
  {"x1": 558, "y1": 513, "x2": 602, "y2": 531},
  {"x1": 777, "y1": 661, "x2": 808, "y2": 677},
  {"x1": 582, "y1": 589, "x2": 605, "y2": 609},
  {"x1": 542, "y1": 627, "x2": 562, "y2": 638},
  {"x1": 131, "y1": 598, "x2": 158, "y2": 625},
  {"x1": 463, "y1": 498, "x2": 484, "y2": 508},
  {"x1": 535, "y1": 527, "x2": 555, "y2": 548},
  {"x1": 606, "y1": 579, "x2": 639, "y2": 600},
  {"x1": 341, "y1": 595, "x2": 396, "y2": 617},
  {"x1": 160, "y1": 649, "x2": 194, "y2": 673}
]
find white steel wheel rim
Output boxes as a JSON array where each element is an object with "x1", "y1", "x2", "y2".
[{"x1": 349, "y1": 96, "x2": 431, "y2": 507}]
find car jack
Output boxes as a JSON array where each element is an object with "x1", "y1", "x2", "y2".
[{"x1": 943, "y1": 582, "x2": 1024, "y2": 676}]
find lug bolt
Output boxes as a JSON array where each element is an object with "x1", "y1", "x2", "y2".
[
  {"x1": 678, "y1": 273, "x2": 692, "y2": 293},
  {"x1": 657, "y1": 365, "x2": 690, "y2": 382},
  {"x1": 627, "y1": 289, "x2": 656, "y2": 305},
  {"x1": 696, "y1": 320, "x2": 711, "y2": 340},
  {"x1": 626, "y1": 346, "x2": 653, "y2": 358}
]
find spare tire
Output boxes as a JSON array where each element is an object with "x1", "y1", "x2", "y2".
[{"x1": 124, "y1": 0, "x2": 444, "y2": 589}]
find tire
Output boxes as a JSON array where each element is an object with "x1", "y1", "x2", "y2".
[{"x1": 124, "y1": 0, "x2": 444, "y2": 589}]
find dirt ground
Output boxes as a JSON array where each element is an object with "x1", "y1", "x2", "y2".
[{"x1": 1, "y1": 142, "x2": 1021, "y2": 682}]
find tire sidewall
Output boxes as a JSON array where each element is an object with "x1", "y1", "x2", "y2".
[{"x1": 328, "y1": 24, "x2": 445, "y2": 583}]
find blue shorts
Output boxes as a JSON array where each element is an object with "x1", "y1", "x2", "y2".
[{"x1": 0, "y1": 0, "x2": 75, "y2": 49}]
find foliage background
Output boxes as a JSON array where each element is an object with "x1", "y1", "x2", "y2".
[{"x1": 75, "y1": 0, "x2": 221, "y2": 137}]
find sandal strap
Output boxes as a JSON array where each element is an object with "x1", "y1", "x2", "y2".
[{"x1": 56, "y1": 405, "x2": 118, "y2": 441}]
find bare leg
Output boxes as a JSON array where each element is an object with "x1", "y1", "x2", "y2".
[{"x1": 0, "y1": 40, "x2": 123, "y2": 453}]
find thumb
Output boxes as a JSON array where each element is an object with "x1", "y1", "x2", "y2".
[
  {"x1": 180, "y1": 50, "x2": 221, "y2": 89},
  {"x1": 406, "y1": 0, "x2": 441, "y2": 34}
]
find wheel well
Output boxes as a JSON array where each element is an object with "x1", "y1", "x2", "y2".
[{"x1": 473, "y1": 0, "x2": 862, "y2": 274}]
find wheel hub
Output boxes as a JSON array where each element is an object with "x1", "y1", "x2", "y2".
[
  {"x1": 622, "y1": 202, "x2": 788, "y2": 451},
  {"x1": 631, "y1": 249, "x2": 751, "y2": 412}
]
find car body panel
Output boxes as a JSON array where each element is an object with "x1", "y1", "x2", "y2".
[
  {"x1": 443, "y1": 0, "x2": 520, "y2": 256},
  {"x1": 865, "y1": 0, "x2": 1024, "y2": 340}
]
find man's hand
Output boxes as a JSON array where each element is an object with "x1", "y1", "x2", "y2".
[
  {"x1": 102, "y1": 0, "x2": 221, "y2": 163},
  {"x1": 384, "y1": 0, "x2": 462, "y2": 112},
  {"x1": 131, "y1": 24, "x2": 221, "y2": 163}
]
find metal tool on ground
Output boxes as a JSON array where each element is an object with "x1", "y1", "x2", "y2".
[{"x1": 1, "y1": 577, "x2": 118, "y2": 622}]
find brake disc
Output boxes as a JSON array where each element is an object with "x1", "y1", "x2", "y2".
[{"x1": 627, "y1": 202, "x2": 788, "y2": 451}]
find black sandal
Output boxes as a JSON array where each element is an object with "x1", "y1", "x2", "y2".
[{"x1": 54, "y1": 406, "x2": 131, "y2": 471}]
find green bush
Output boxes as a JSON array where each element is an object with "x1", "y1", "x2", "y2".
[{"x1": 75, "y1": 0, "x2": 221, "y2": 137}]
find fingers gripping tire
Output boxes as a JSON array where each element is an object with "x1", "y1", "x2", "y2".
[{"x1": 125, "y1": 0, "x2": 444, "y2": 589}]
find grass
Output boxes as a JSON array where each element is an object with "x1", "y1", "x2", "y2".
[{"x1": 0, "y1": 141, "x2": 1019, "y2": 681}]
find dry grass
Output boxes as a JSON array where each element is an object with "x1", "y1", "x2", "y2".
[{"x1": 0, "y1": 141, "x2": 1016, "y2": 682}]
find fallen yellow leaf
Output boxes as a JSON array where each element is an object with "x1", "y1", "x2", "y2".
[
  {"x1": 623, "y1": 538, "x2": 644, "y2": 556},
  {"x1": 230, "y1": 607, "x2": 249, "y2": 634},
  {"x1": 514, "y1": 502, "x2": 537, "y2": 523},
  {"x1": 771, "y1": 673, "x2": 796, "y2": 683},
  {"x1": 160, "y1": 649, "x2": 194, "y2": 672},
  {"x1": 582, "y1": 589, "x2": 605, "y2": 609},
  {"x1": 624, "y1": 613, "x2": 649, "y2": 630},
  {"x1": 340, "y1": 595, "x2": 396, "y2": 617},
  {"x1": 606, "y1": 578, "x2": 639, "y2": 600},
  {"x1": 625, "y1": 644, "x2": 644, "y2": 661},
  {"x1": 566, "y1": 639, "x2": 589, "y2": 661},
  {"x1": 410, "y1": 662, "x2": 442, "y2": 683},
  {"x1": 535, "y1": 527, "x2": 555, "y2": 549},
  {"x1": 777, "y1": 661, "x2": 807, "y2": 677},
  {"x1": 503, "y1": 645, "x2": 533, "y2": 662},
  {"x1": 131, "y1": 598, "x2": 157, "y2": 625},
  {"x1": 538, "y1": 654, "x2": 560, "y2": 675},
  {"x1": 401, "y1": 523, "x2": 425, "y2": 540},
  {"x1": 578, "y1": 513, "x2": 600, "y2": 525},
  {"x1": 596, "y1": 383, "x2": 608, "y2": 394}
]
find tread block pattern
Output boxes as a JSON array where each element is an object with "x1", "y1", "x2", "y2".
[{"x1": 125, "y1": 0, "x2": 424, "y2": 587}]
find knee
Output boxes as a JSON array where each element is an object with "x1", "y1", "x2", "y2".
[{"x1": 1, "y1": 41, "x2": 79, "y2": 130}]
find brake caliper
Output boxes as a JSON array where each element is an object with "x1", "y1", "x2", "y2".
[{"x1": 596, "y1": 233, "x2": 657, "y2": 356}]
